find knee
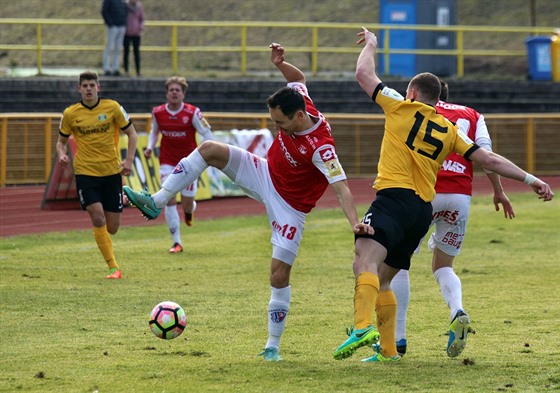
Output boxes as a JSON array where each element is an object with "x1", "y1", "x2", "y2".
[{"x1": 106, "y1": 224, "x2": 119, "y2": 235}]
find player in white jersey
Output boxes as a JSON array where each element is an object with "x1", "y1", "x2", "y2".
[
  {"x1": 123, "y1": 42, "x2": 372, "y2": 361},
  {"x1": 388, "y1": 80, "x2": 516, "y2": 358}
]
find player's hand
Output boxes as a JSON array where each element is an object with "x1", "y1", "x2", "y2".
[
  {"x1": 144, "y1": 148, "x2": 152, "y2": 159},
  {"x1": 532, "y1": 179, "x2": 554, "y2": 202},
  {"x1": 356, "y1": 26, "x2": 377, "y2": 47},
  {"x1": 120, "y1": 160, "x2": 133, "y2": 176},
  {"x1": 493, "y1": 192, "x2": 515, "y2": 219},
  {"x1": 353, "y1": 222, "x2": 374, "y2": 235},
  {"x1": 269, "y1": 43, "x2": 285, "y2": 66},
  {"x1": 58, "y1": 155, "x2": 70, "y2": 168}
]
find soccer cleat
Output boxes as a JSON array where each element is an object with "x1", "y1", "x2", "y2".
[
  {"x1": 169, "y1": 243, "x2": 184, "y2": 254},
  {"x1": 258, "y1": 347, "x2": 282, "y2": 361},
  {"x1": 333, "y1": 325, "x2": 380, "y2": 360},
  {"x1": 123, "y1": 186, "x2": 161, "y2": 220},
  {"x1": 447, "y1": 310, "x2": 474, "y2": 357},
  {"x1": 185, "y1": 212, "x2": 194, "y2": 227},
  {"x1": 372, "y1": 338, "x2": 407, "y2": 357},
  {"x1": 396, "y1": 338, "x2": 407, "y2": 356},
  {"x1": 362, "y1": 353, "x2": 401, "y2": 363},
  {"x1": 106, "y1": 269, "x2": 122, "y2": 279}
]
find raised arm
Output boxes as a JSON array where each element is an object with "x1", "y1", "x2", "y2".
[
  {"x1": 270, "y1": 43, "x2": 305, "y2": 84},
  {"x1": 355, "y1": 27, "x2": 382, "y2": 97}
]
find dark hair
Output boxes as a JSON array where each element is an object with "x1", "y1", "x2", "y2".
[
  {"x1": 439, "y1": 79, "x2": 449, "y2": 101},
  {"x1": 267, "y1": 86, "x2": 306, "y2": 119},
  {"x1": 79, "y1": 71, "x2": 99, "y2": 84},
  {"x1": 409, "y1": 72, "x2": 441, "y2": 104}
]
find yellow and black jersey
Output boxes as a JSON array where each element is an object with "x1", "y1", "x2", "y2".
[
  {"x1": 60, "y1": 98, "x2": 132, "y2": 177},
  {"x1": 372, "y1": 83, "x2": 478, "y2": 202}
]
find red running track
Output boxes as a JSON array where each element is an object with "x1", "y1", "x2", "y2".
[{"x1": 1, "y1": 176, "x2": 558, "y2": 238}]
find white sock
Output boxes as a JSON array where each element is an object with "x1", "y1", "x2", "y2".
[
  {"x1": 153, "y1": 151, "x2": 208, "y2": 208},
  {"x1": 391, "y1": 269, "x2": 410, "y2": 342},
  {"x1": 266, "y1": 285, "x2": 291, "y2": 350},
  {"x1": 165, "y1": 205, "x2": 181, "y2": 245},
  {"x1": 434, "y1": 267, "x2": 463, "y2": 321}
]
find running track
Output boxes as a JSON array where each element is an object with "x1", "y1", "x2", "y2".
[{"x1": 1, "y1": 176, "x2": 558, "y2": 238}]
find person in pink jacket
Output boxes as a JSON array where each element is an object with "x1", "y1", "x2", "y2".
[{"x1": 123, "y1": 0, "x2": 144, "y2": 77}]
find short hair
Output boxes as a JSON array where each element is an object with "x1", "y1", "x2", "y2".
[
  {"x1": 266, "y1": 86, "x2": 306, "y2": 118},
  {"x1": 408, "y1": 72, "x2": 441, "y2": 104},
  {"x1": 165, "y1": 76, "x2": 189, "y2": 93},
  {"x1": 439, "y1": 79, "x2": 449, "y2": 101},
  {"x1": 79, "y1": 71, "x2": 99, "y2": 85}
]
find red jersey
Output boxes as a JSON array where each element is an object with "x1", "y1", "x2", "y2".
[
  {"x1": 435, "y1": 101, "x2": 491, "y2": 196},
  {"x1": 267, "y1": 82, "x2": 347, "y2": 213},
  {"x1": 150, "y1": 102, "x2": 213, "y2": 166}
]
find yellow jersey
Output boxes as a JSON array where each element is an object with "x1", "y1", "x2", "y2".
[
  {"x1": 373, "y1": 84, "x2": 478, "y2": 202},
  {"x1": 59, "y1": 98, "x2": 132, "y2": 177}
]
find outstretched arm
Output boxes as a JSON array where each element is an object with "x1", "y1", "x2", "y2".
[
  {"x1": 330, "y1": 180, "x2": 373, "y2": 235},
  {"x1": 355, "y1": 27, "x2": 382, "y2": 97},
  {"x1": 270, "y1": 43, "x2": 305, "y2": 84},
  {"x1": 470, "y1": 149, "x2": 554, "y2": 201}
]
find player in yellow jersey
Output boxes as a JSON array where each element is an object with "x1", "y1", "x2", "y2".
[
  {"x1": 333, "y1": 27, "x2": 554, "y2": 363},
  {"x1": 56, "y1": 71, "x2": 138, "y2": 279}
]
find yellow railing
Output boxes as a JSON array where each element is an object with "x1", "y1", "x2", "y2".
[
  {"x1": 1, "y1": 112, "x2": 559, "y2": 187},
  {"x1": 0, "y1": 19, "x2": 555, "y2": 77}
]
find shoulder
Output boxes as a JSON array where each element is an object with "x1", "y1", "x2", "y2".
[{"x1": 153, "y1": 104, "x2": 167, "y2": 113}]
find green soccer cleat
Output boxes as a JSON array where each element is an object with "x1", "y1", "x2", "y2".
[
  {"x1": 361, "y1": 353, "x2": 401, "y2": 363},
  {"x1": 447, "y1": 310, "x2": 474, "y2": 357},
  {"x1": 258, "y1": 347, "x2": 282, "y2": 361},
  {"x1": 123, "y1": 186, "x2": 161, "y2": 220},
  {"x1": 333, "y1": 325, "x2": 380, "y2": 360}
]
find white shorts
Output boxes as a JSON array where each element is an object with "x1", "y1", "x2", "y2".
[
  {"x1": 417, "y1": 193, "x2": 471, "y2": 257},
  {"x1": 160, "y1": 164, "x2": 197, "y2": 197},
  {"x1": 221, "y1": 145, "x2": 306, "y2": 265}
]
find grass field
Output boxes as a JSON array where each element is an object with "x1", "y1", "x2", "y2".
[{"x1": 0, "y1": 192, "x2": 559, "y2": 392}]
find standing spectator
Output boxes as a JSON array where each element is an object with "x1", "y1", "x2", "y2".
[
  {"x1": 101, "y1": 0, "x2": 127, "y2": 76},
  {"x1": 144, "y1": 76, "x2": 214, "y2": 254},
  {"x1": 123, "y1": 43, "x2": 372, "y2": 361},
  {"x1": 56, "y1": 71, "x2": 138, "y2": 279},
  {"x1": 123, "y1": 0, "x2": 144, "y2": 77}
]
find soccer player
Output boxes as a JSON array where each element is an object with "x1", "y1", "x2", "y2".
[
  {"x1": 56, "y1": 70, "x2": 138, "y2": 279},
  {"x1": 333, "y1": 27, "x2": 554, "y2": 363},
  {"x1": 123, "y1": 42, "x2": 372, "y2": 361},
  {"x1": 389, "y1": 80, "x2": 515, "y2": 358},
  {"x1": 144, "y1": 76, "x2": 214, "y2": 254}
]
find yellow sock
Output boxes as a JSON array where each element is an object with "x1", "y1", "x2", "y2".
[
  {"x1": 93, "y1": 225, "x2": 118, "y2": 270},
  {"x1": 353, "y1": 272, "x2": 380, "y2": 329},
  {"x1": 376, "y1": 290, "x2": 398, "y2": 357}
]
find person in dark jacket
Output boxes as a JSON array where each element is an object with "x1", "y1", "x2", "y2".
[{"x1": 101, "y1": 0, "x2": 127, "y2": 76}]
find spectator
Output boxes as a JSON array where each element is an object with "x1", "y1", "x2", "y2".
[
  {"x1": 123, "y1": 0, "x2": 144, "y2": 77},
  {"x1": 101, "y1": 0, "x2": 127, "y2": 76}
]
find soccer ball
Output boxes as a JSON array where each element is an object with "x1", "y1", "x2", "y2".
[{"x1": 149, "y1": 301, "x2": 187, "y2": 339}]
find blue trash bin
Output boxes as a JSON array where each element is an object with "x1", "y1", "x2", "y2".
[{"x1": 525, "y1": 36, "x2": 552, "y2": 81}]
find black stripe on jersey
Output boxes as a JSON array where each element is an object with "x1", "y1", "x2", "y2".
[
  {"x1": 372, "y1": 83, "x2": 385, "y2": 101},
  {"x1": 463, "y1": 144, "x2": 480, "y2": 161}
]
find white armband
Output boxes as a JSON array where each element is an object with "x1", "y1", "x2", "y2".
[{"x1": 523, "y1": 173, "x2": 538, "y2": 185}]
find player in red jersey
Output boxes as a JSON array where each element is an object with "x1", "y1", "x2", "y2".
[
  {"x1": 144, "y1": 76, "x2": 214, "y2": 254},
  {"x1": 389, "y1": 80, "x2": 516, "y2": 358},
  {"x1": 123, "y1": 43, "x2": 372, "y2": 361}
]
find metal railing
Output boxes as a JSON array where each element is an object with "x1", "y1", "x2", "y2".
[
  {"x1": 1, "y1": 112, "x2": 559, "y2": 187},
  {"x1": 0, "y1": 19, "x2": 555, "y2": 77}
]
